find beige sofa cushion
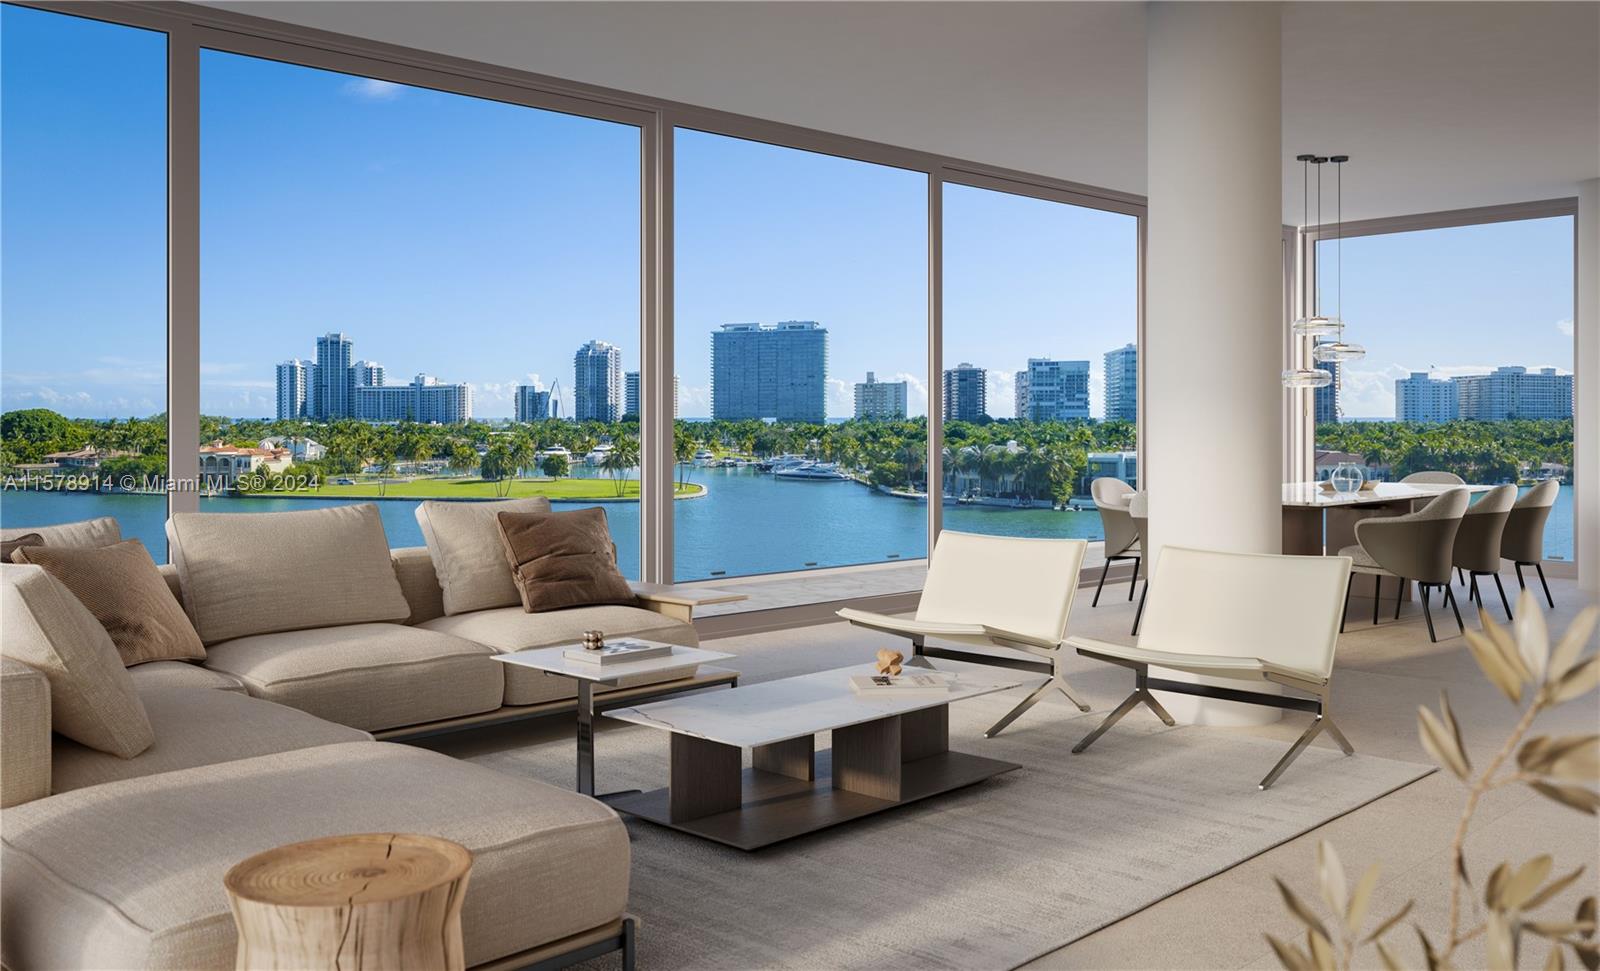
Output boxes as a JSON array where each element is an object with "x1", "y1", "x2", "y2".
[
  {"x1": 415, "y1": 497, "x2": 551, "y2": 616},
  {"x1": 127, "y1": 660, "x2": 246, "y2": 694},
  {"x1": 1, "y1": 516, "x2": 120, "y2": 549},
  {"x1": 203, "y1": 623, "x2": 503, "y2": 731},
  {"x1": 166, "y1": 504, "x2": 410, "y2": 645},
  {"x1": 1, "y1": 742, "x2": 629, "y2": 971},
  {"x1": 0, "y1": 564, "x2": 153, "y2": 759},
  {"x1": 13, "y1": 539, "x2": 206, "y2": 666},
  {"x1": 421, "y1": 603, "x2": 699, "y2": 705},
  {"x1": 1, "y1": 658, "x2": 51, "y2": 808},
  {"x1": 52, "y1": 685, "x2": 371, "y2": 794},
  {"x1": 392, "y1": 546, "x2": 446, "y2": 625}
]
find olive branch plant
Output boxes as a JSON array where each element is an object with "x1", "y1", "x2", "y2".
[{"x1": 1267, "y1": 590, "x2": 1600, "y2": 971}]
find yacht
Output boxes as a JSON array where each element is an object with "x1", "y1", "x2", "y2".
[{"x1": 773, "y1": 461, "x2": 850, "y2": 481}]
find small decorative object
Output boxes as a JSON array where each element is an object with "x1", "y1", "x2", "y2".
[
  {"x1": 1329, "y1": 461, "x2": 1365, "y2": 494},
  {"x1": 875, "y1": 648, "x2": 903, "y2": 676},
  {"x1": 582, "y1": 629, "x2": 605, "y2": 651}
]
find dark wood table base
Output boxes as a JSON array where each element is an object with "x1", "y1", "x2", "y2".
[{"x1": 607, "y1": 704, "x2": 1020, "y2": 851}]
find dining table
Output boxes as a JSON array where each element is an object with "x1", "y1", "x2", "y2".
[{"x1": 1282, "y1": 480, "x2": 1494, "y2": 600}]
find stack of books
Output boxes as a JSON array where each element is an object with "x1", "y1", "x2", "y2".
[
  {"x1": 848, "y1": 671, "x2": 957, "y2": 697},
  {"x1": 563, "y1": 639, "x2": 674, "y2": 665}
]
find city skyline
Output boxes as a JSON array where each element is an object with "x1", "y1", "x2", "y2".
[{"x1": 0, "y1": 6, "x2": 1574, "y2": 426}]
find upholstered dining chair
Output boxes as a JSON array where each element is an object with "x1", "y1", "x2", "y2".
[
  {"x1": 1400, "y1": 471, "x2": 1466, "y2": 486},
  {"x1": 1067, "y1": 546, "x2": 1354, "y2": 790},
  {"x1": 1450, "y1": 483, "x2": 1517, "y2": 620},
  {"x1": 1128, "y1": 492, "x2": 1149, "y2": 636},
  {"x1": 1337, "y1": 488, "x2": 1470, "y2": 642},
  {"x1": 1090, "y1": 477, "x2": 1140, "y2": 607},
  {"x1": 1502, "y1": 478, "x2": 1561, "y2": 608},
  {"x1": 836, "y1": 530, "x2": 1090, "y2": 737}
]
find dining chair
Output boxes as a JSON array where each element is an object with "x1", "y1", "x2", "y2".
[
  {"x1": 1067, "y1": 546, "x2": 1354, "y2": 789},
  {"x1": 1501, "y1": 478, "x2": 1560, "y2": 608},
  {"x1": 836, "y1": 530, "x2": 1091, "y2": 737},
  {"x1": 1400, "y1": 471, "x2": 1466, "y2": 486},
  {"x1": 1128, "y1": 492, "x2": 1149, "y2": 636},
  {"x1": 1090, "y1": 477, "x2": 1140, "y2": 607},
  {"x1": 1450, "y1": 483, "x2": 1517, "y2": 620},
  {"x1": 1336, "y1": 488, "x2": 1469, "y2": 642}
]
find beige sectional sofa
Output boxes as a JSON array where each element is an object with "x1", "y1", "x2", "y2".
[{"x1": 1, "y1": 509, "x2": 733, "y2": 969}]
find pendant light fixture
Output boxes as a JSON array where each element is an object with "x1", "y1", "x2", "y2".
[
  {"x1": 1310, "y1": 155, "x2": 1365, "y2": 364},
  {"x1": 1292, "y1": 156, "x2": 1343, "y2": 339}
]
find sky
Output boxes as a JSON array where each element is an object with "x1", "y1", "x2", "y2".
[{"x1": 0, "y1": 4, "x2": 1574, "y2": 425}]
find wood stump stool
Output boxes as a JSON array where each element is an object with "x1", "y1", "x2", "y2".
[{"x1": 225, "y1": 833, "x2": 472, "y2": 971}]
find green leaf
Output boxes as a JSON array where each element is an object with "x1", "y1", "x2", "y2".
[
  {"x1": 1530, "y1": 781, "x2": 1600, "y2": 815},
  {"x1": 1364, "y1": 900, "x2": 1414, "y2": 944},
  {"x1": 1347, "y1": 863, "x2": 1381, "y2": 937},
  {"x1": 1318, "y1": 841, "x2": 1349, "y2": 919},
  {"x1": 1419, "y1": 705, "x2": 1472, "y2": 780}
]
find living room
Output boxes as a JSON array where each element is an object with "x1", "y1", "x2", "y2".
[{"x1": 2, "y1": 2, "x2": 1597, "y2": 969}]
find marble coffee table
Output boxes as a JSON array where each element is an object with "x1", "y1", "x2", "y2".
[{"x1": 605, "y1": 658, "x2": 1042, "y2": 850}]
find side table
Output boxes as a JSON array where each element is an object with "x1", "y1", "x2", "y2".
[{"x1": 225, "y1": 832, "x2": 472, "y2": 971}]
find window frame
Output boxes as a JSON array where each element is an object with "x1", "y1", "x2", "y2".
[
  {"x1": 8, "y1": 0, "x2": 1148, "y2": 585},
  {"x1": 1292, "y1": 197, "x2": 1581, "y2": 575}
]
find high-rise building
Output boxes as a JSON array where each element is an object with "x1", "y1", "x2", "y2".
[
  {"x1": 1103, "y1": 343, "x2": 1138, "y2": 423},
  {"x1": 514, "y1": 385, "x2": 552, "y2": 422},
  {"x1": 354, "y1": 373, "x2": 471, "y2": 424},
  {"x1": 1395, "y1": 372, "x2": 1458, "y2": 422},
  {"x1": 853, "y1": 372, "x2": 907, "y2": 420},
  {"x1": 624, "y1": 372, "x2": 640, "y2": 420},
  {"x1": 1314, "y1": 355, "x2": 1341, "y2": 425},
  {"x1": 313, "y1": 332, "x2": 354, "y2": 419},
  {"x1": 1013, "y1": 370, "x2": 1030, "y2": 420},
  {"x1": 1017, "y1": 359, "x2": 1090, "y2": 421},
  {"x1": 942, "y1": 363, "x2": 987, "y2": 422},
  {"x1": 711, "y1": 321, "x2": 828, "y2": 421},
  {"x1": 1453, "y1": 366, "x2": 1573, "y2": 420},
  {"x1": 574, "y1": 340, "x2": 623, "y2": 423},
  {"x1": 275, "y1": 359, "x2": 315, "y2": 420},
  {"x1": 353, "y1": 360, "x2": 384, "y2": 389}
]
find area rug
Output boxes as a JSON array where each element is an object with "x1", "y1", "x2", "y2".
[{"x1": 461, "y1": 695, "x2": 1431, "y2": 971}]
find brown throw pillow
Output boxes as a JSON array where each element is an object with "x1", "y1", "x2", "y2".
[
  {"x1": 1, "y1": 533, "x2": 44, "y2": 563},
  {"x1": 12, "y1": 539, "x2": 206, "y2": 666},
  {"x1": 495, "y1": 507, "x2": 636, "y2": 613}
]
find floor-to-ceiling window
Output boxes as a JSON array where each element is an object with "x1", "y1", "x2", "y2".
[
  {"x1": 1, "y1": 6, "x2": 170, "y2": 557},
  {"x1": 673, "y1": 130, "x2": 929, "y2": 580},
  {"x1": 1310, "y1": 214, "x2": 1576, "y2": 561},
  {"x1": 198, "y1": 50, "x2": 644, "y2": 575},
  {"x1": 940, "y1": 182, "x2": 1140, "y2": 546}
]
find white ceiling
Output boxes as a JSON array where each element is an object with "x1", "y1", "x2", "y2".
[{"x1": 205, "y1": 1, "x2": 1599, "y2": 223}]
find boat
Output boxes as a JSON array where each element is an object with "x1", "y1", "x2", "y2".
[
  {"x1": 584, "y1": 443, "x2": 613, "y2": 466},
  {"x1": 692, "y1": 449, "x2": 717, "y2": 465},
  {"x1": 773, "y1": 461, "x2": 851, "y2": 481}
]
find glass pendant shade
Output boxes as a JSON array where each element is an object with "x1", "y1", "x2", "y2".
[
  {"x1": 1292, "y1": 315, "x2": 1344, "y2": 339},
  {"x1": 1312, "y1": 341, "x2": 1366, "y2": 363},
  {"x1": 1282, "y1": 368, "x2": 1334, "y2": 389}
]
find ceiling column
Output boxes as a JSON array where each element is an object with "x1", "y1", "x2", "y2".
[{"x1": 1145, "y1": 1, "x2": 1285, "y2": 725}]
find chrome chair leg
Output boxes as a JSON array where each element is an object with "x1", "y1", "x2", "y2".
[
  {"x1": 1071, "y1": 687, "x2": 1173, "y2": 754},
  {"x1": 984, "y1": 679, "x2": 1055, "y2": 738},
  {"x1": 1322, "y1": 717, "x2": 1355, "y2": 756}
]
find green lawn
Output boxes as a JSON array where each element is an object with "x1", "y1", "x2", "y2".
[{"x1": 265, "y1": 476, "x2": 701, "y2": 501}]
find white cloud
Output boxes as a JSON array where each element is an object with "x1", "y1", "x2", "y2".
[
  {"x1": 986, "y1": 370, "x2": 1017, "y2": 419},
  {"x1": 880, "y1": 371, "x2": 929, "y2": 418},
  {"x1": 826, "y1": 378, "x2": 854, "y2": 418},
  {"x1": 1557, "y1": 318, "x2": 1574, "y2": 337},
  {"x1": 341, "y1": 78, "x2": 403, "y2": 101}
]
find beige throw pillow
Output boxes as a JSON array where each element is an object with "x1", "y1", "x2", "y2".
[
  {"x1": 1, "y1": 532, "x2": 44, "y2": 562},
  {"x1": 167, "y1": 504, "x2": 409, "y2": 645},
  {"x1": 415, "y1": 497, "x2": 553, "y2": 615},
  {"x1": 0, "y1": 517, "x2": 121, "y2": 549},
  {"x1": 495, "y1": 507, "x2": 636, "y2": 613},
  {"x1": 0, "y1": 564, "x2": 154, "y2": 759},
  {"x1": 12, "y1": 539, "x2": 206, "y2": 667}
]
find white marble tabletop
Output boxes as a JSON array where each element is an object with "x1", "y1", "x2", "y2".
[
  {"x1": 1281, "y1": 481, "x2": 1493, "y2": 508},
  {"x1": 493, "y1": 642, "x2": 734, "y2": 683},
  {"x1": 605, "y1": 657, "x2": 1042, "y2": 748}
]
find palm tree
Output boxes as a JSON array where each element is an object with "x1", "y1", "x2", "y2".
[{"x1": 602, "y1": 435, "x2": 641, "y2": 497}]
